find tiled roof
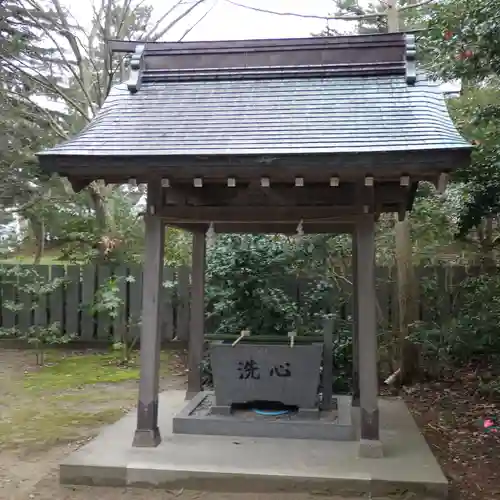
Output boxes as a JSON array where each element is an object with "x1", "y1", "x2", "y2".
[{"x1": 40, "y1": 72, "x2": 469, "y2": 158}]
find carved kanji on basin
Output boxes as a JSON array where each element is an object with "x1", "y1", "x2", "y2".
[{"x1": 210, "y1": 342, "x2": 323, "y2": 410}]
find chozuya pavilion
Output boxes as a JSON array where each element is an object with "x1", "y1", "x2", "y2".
[{"x1": 37, "y1": 32, "x2": 470, "y2": 494}]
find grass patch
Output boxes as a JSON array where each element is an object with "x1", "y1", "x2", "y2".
[
  {"x1": 0, "y1": 349, "x2": 175, "y2": 450},
  {"x1": 22, "y1": 350, "x2": 172, "y2": 391},
  {"x1": 23, "y1": 353, "x2": 140, "y2": 390},
  {"x1": 0, "y1": 405, "x2": 124, "y2": 450}
]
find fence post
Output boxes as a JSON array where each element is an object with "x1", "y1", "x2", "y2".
[
  {"x1": 176, "y1": 266, "x2": 190, "y2": 341},
  {"x1": 49, "y1": 266, "x2": 65, "y2": 332},
  {"x1": 65, "y1": 265, "x2": 81, "y2": 337},
  {"x1": 33, "y1": 266, "x2": 49, "y2": 329},
  {"x1": 81, "y1": 265, "x2": 96, "y2": 341},
  {"x1": 96, "y1": 265, "x2": 111, "y2": 341},
  {"x1": 1, "y1": 265, "x2": 17, "y2": 329}
]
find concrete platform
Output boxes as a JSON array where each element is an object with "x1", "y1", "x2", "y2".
[
  {"x1": 60, "y1": 390, "x2": 448, "y2": 498},
  {"x1": 172, "y1": 391, "x2": 355, "y2": 441}
]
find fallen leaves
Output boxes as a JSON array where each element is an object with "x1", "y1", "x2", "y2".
[{"x1": 405, "y1": 363, "x2": 500, "y2": 500}]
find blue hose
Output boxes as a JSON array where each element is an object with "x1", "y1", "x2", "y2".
[{"x1": 253, "y1": 409, "x2": 289, "y2": 416}]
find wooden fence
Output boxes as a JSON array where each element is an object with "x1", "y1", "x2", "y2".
[
  {"x1": 0, "y1": 264, "x2": 474, "y2": 343},
  {"x1": 0, "y1": 264, "x2": 188, "y2": 343}
]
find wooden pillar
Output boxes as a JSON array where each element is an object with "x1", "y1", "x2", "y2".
[
  {"x1": 321, "y1": 317, "x2": 334, "y2": 410},
  {"x1": 351, "y1": 229, "x2": 360, "y2": 407},
  {"x1": 355, "y1": 213, "x2": 383, "y2": 458},
  {"x1": 132, "y1": 183, "x2": 164, "y2": 448},
  {"x1": 186, "y1": 230, "x2": 206, "y2": 399}
]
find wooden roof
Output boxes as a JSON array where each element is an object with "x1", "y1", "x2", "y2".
[{"x1": 37, "y1": 33, "x2": 470, "y2": 191}]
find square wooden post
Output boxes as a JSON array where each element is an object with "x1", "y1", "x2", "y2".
[
  {"x1": 355, "y1": 213, "x2": 383, "y2": 458},
  {"x1": 132, "y1": 183, "x2": 165, "y2": 448},
  {"x1": 351, "y1": 229, "x2": 360, "y2": 407},
  {"x1": 186, "y1": 229, "x2": 206, "y2": 399}
]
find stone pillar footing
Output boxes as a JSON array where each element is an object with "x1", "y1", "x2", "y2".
[
  {"x1": 358, "y1": 438, "x2": 384, "y2": 458},
  {"x1": 185, "y1": 391, "x2": 198, "y2": 401},
  {"x1": 132, "y1": 427, "x2": 161, "y2": 448},
  {"x1": 210, "y1": 405, "x2": 232, "y2": 416},
  {"x1": 297, "y1": 408, "x2": 320, "y2": 420}
]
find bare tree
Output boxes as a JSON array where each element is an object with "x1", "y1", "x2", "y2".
[{"x1": 2, "y1": 0, "x2": 208, "y2": 260}]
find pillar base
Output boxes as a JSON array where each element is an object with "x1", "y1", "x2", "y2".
[
  {"x1": 297, "y1": 408, "x2": 320, "y2": 420},
  {"x1": 358, "y1": 438, "x2": 384, "y2": 458},
  {"x1": 350, "y1": 405, "x2": 360, "y2": 439},
  {"x1": 185, "y1": 391, "x2": 198, "y2": 401},
  {"x1": 132, "y1": 427, "x2": 161, "y2": 448}
]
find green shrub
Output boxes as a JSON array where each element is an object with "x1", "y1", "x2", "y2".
[
  {"x1": 205, "y1": 234, "x2": 339, "y2": 337},
  {"x1": 409, "y1": 271, "x2": 500, "y2": 370}
]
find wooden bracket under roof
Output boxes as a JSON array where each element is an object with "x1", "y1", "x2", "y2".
[
  {"x1": 127, "y1": 44, "x2": 145, "y2": 94},
  {"x1": 405, "y1": 34, "x2": 416, "y2": 85}
]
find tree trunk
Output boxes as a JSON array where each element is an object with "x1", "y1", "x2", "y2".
[
  {"x1": 28, "y1": 214, "x2": 45, "y2": 264},
  {"x1": 388, "y1": 0, "x2": 420, "y2": 387},
  {"x1": 87, "y1": 181, "x2": 110, "y2": 260},
  {"x1": 395, "y1": 217, "x2": 420, "y2": 384}
]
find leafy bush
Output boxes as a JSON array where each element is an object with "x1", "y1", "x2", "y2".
[
  {"x1": 203, "y1": 234, "x2": 355, "y2": 393},
  {"x1": 91, "y1": 275, "x2": 139, "y2": 365},
  {"x1": 409, "y1": 270, "x2": 500, "y2": 372},
  {"x1": 205, "y1": 234, "x2": 339, "y2": 337}
]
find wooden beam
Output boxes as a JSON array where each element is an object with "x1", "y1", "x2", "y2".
[
  {"x1": 108, "y1": 39, "x2": 143, "y2": 54},
  {"x1": 400, "y1": 175, "x2": 410, "y2": 187},
  {"x1": 133, "y1": 182, "x2": 165, "y2": 448},
  {"x1": 159, "y1": 205, "x2": 357, "y2": 222},
  {"x1": 357, "y1": 179, "x2": 375, "y2": 215},
  {"x1": 168, "y1": 221, "x2": 354, "y2": 234},
  {"x1": 164, "y1": 183, "x2": 371, "y2": 207},
  {"x1": 186, "y1": 230, "x2": 206, "y2": 399},
  {"x1": 51, "y1": 148, "x2": 468, "y2": 182}
]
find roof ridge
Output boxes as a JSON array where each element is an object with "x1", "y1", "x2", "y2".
[
  {"x1": 141, "y1": 61, "x2": 406, "y2": 83},
  {"x1": 109, "y1": 32, "x2": 407, "y2": 54},
  {"x1": 126, "y1": 34, "x2": 417, "y2": 94}
]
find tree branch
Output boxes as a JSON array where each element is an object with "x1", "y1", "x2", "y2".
[
  {"x1": 3, "y1": 88, "x2": 68, "y2": 140},
  {"x1": 143, "y1": 0, "x2": 186, "y2": 40},
  {"x1": 225, "y1": 0, "x2": 436, "y2": 21},
  {"x1": 0, "y1": 54, "x2": 91, "y2": 120},
  {"x1": 23, "y1": 0, "x2": 97, "y2": 117},
  {"x1": 49, "y1": 0, "x2": 93, "y2": 100},
  {"x1": 179, "y1": 0, "x2": 217, "y2": 41},
  {"x1": 148, "y1": 0, "x2": 206, "y2": 41}
]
